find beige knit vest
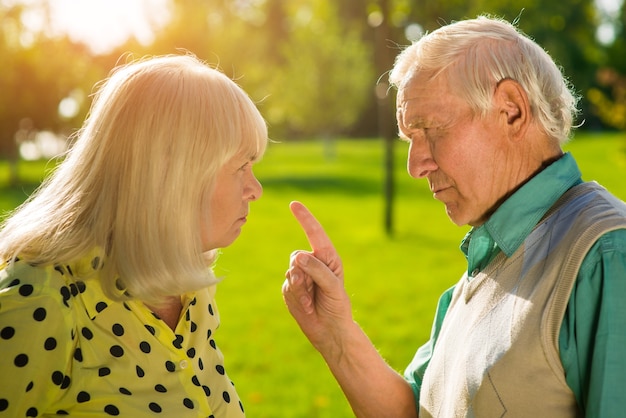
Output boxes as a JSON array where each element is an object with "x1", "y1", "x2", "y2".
[{"x1": 419, "y1": 182, "x2": 626, "y2": 418}]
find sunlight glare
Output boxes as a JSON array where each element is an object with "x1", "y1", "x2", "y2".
[
  {"x1": 595, "y1": 0, "x2": 624, "y2": 15},
  {"x1": 594, "y1": 0, "x2": 624, "y2": 44},
  {"x1": 48, "y1": 0, "x2": 170, "y2": 54}
]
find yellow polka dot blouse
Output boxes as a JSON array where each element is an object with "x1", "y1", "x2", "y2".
[{"x1": 0, "y1": 253, "x2": 245, "y2": 417}]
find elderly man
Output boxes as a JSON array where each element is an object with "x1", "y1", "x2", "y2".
[{"x1": 282, "y1": 16, "x2": 626, "y2": 418}]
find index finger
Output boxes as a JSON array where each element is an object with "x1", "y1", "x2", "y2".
[{"x1": 289, "y1": 201, "x2": 337, "y2": 254}]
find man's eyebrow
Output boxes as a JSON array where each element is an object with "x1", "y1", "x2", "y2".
[
  {"x1": 399, "y1": 96, "x2": 424, "y2": 105},
  {"x1": 404, "y1": 115, "x2": 430, "y2": 129},
  {"x1": 398, "y1": 132, "x2": 410, "y2": 142},
  {"x1": 406, "y1": 119, "x2": 425, "y2": 129}
]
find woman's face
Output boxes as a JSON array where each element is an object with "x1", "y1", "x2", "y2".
[{"x1": 201, "y1": 153, "x2": 262, "y2": 251}]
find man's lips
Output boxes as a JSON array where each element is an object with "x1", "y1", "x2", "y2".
[{"x1": 431, "y1": 185, "x2": 451, "y2": 198}]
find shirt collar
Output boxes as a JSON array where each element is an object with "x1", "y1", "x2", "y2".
[
  {"x1": 62, "y1": 248, "x2": 116, "y2": 320},
  {"x1": 461, "y1": 152, "x2": 583, "y2": 268},
  {"x1": 67, "y1": 249, "x2": 201, "y2": 322}
]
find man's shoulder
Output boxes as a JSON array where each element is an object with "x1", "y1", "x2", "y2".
[{"x1": 553, "y1": 181, "x2": 626, "y2": 224}]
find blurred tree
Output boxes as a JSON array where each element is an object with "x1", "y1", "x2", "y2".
[
  {"x1": 147, "y1": 0, "x2": 375, "y2": 140},
  {"x1": 588, "y1": 67, "x2": 626, "y2": 130},
  {"x1": 0, "y1": 0, "x2": 622, "y2": 183},
  {"x1": 365, "y1": 0, "x2": 404, "y2": 235},
  {"x1": 149, "y1": 0, "x2": 225, "y2": 61},
  {"x1": 265, "y1": 0, "x2": 374, "y2": 138},
  {"x1": 145, "y1": 0, "x2": 277, "y2": 130},
  {"x1": 0, "y1": 2, "x2": 103, "y2": 183},
  {"x1": 587, "y1": 0, "x2": 626, "y2": 130}
]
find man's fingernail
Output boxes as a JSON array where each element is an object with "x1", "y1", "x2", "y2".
[{"x1": 297, "y1": 254, "x2": 309, "y2": 266}]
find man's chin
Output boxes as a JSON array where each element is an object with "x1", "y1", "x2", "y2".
[{"x1": 445, "y1": 206, "x2": 470, "y2": 227}]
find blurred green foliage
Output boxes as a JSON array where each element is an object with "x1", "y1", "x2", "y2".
[
  {"x1": 0, "y1": 0, "x2": 625, "y2": 163},
  {"x1": 1, "y1": 133, "x2": 624, "y2": 417}
]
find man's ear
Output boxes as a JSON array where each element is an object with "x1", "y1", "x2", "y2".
[{"x1": 495, "y1": 79, "x2": 531, "y2": 140}]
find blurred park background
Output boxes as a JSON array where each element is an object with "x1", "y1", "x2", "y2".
[{"x1": 1, "y1": 0, "x2": 625, "y2": 417}]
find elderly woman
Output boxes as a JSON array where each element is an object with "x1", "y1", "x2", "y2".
[{"x1": 0, "y1": 54, "x2": 267, "y2": 417}]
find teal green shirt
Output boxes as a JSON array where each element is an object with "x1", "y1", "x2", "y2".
[{"x1": 404, "y1": 153, "x2": 626, "y2": 417}]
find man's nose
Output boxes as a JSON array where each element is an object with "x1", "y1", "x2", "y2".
[{"x1": 407, "y1": 138, "x2": 437, "y2": 178}]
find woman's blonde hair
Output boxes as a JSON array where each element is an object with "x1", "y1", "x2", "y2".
[
  {"x1": 0, "y1": 54, "x2": 268, "y2": 303},
  {"x1": 389, "y1": 15, "x2": 580, "y2": 144}
]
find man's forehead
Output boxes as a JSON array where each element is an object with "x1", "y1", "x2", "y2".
[
  {"x1": 397, "y1": 87, "x2": 436, "y2": 111},
  {"x1": 398, "y1": 72, "x2": 437, "y2": 103},
  {"x1": 398, "y1": 94, "x2": 426, "y2": 107}
]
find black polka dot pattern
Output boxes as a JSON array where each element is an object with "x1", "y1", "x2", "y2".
[
  {"x1": 45, "y1": 337, "x2": 57, "y2": 350},
  {"x1": 0, "y1": 256, "x2": 243, "y2": 417}
]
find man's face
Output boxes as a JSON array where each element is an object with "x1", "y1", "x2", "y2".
[{"x1": 396, "y1": 72, "x2": 517, "y2": 227}]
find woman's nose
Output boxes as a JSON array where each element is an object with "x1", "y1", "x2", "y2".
[{"x1": 247, "y1": 174, "x2": 263, "y2": 201}]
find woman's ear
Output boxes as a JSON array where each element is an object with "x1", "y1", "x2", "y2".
[{"x1": 495, "y1": 79, "x2": 531, "y2": 140}]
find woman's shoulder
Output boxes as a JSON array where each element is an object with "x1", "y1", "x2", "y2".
[
  {"x1": 1, "y1": 247, "x2": 105, "y2": 297},
  {"x1": 1, "y1": 258, "x2": 61, "y2": 290},
  {"x1": 0, "y1": 259, "x2": 76, "y2": 311}
]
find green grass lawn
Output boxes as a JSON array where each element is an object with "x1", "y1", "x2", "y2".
[{"x1": 0, "y1": 132, "x2": 624, "y2": 417}]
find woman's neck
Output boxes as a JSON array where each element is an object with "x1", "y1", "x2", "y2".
[{"x1": 147, "y1": 296, "x2": 183, "y2": 331}]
